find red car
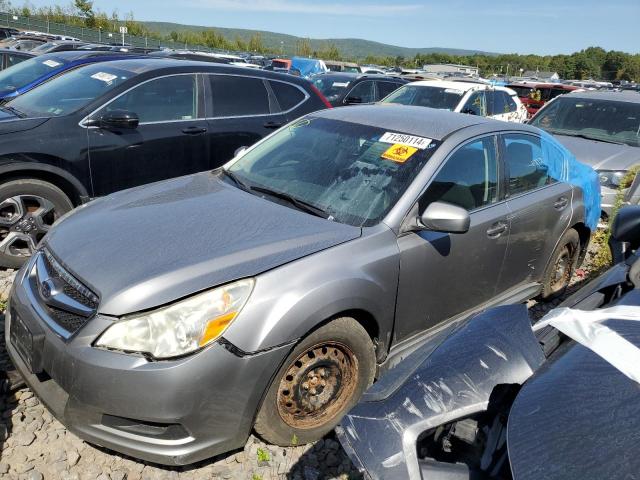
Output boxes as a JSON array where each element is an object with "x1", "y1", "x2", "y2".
[{"x1": 507, "y1": 82, "x2": 579, "y2": 117}]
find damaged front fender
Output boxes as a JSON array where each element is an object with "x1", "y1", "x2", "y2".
[{"x1": 336, "y1": 304, "x2": 544, "y2": 480}]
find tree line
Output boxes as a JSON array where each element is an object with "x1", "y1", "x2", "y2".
[{"x1": 2, "y1": 1, "x2": 638, "y2": 81}]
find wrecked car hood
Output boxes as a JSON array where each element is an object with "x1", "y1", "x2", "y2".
[
  {"x1": 508, "y1": 290, "x2": 640, "y2": 480},
  {"x1": 336, "y1": 304, "x2": 544, "y2": 480},
  {"x1": 554, "y1": 134, "x2": 640, "y2": 171},
  {"x1": 44, "y1": 172, "x2": 361, "y2": 316}
]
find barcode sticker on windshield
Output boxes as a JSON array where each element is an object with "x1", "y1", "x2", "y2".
[
  {"x1": 42, "y1": 60, "x2": 61, "y2": 68},
  {"x1": 91, "y1": 72, "x2": 118, "y2": 83},
  {"x1": 380, "y1": 132, "x2": 431, "y2": 150}
]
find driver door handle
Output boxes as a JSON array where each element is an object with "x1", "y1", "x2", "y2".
[
  {"x1": 554, "y1": 196, "x2": 569, "y2": 210},
  {"x1": 264, "y1": 121, "x2": 284, "y2": 129},
  {"x1": 486, "y1": 221, "x2": 508, "y2": 238},
  {"x1": 181, "y1": 126, "x2": 208, "y2": 135}
]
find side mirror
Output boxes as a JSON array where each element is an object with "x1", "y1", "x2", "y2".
[
  {"x1": 611, "y1": 206, "x2": 640, "y2": 249},
  {"x1": 234, "y1": 146, "x2": 248, "y2": 158},
  {"x1": 99, "y1": 110, "x2": 139, "y2": 130},
  {"x1": 344, "y1": 96, "x2": 363, "y2": 105},
  {"x1": 419, "y1": 201, "x2": 470, "y2": 234}
]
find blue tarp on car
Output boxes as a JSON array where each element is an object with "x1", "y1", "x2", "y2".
[
  {"x1": 541, "y1": 130, "x2": 601, "y2": 230},
  {"x1": 291, "y1": 57, "x2": 328, "y2": 78}
]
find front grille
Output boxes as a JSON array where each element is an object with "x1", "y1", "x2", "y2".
[{"x1": 33, "y1": 249, "x2": 99, "y2": 336}]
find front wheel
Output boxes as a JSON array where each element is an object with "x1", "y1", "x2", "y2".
[
  {"x1": 540, "y1": 228, "x2": 580, "y2": 300},
  {"x1": 254, "y1": 317, "x2": 375, "y2": 446},
  {"x1": 0, "y1": 179, "x2": 73, "y2": 268}
]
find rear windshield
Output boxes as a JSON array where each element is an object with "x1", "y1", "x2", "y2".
[
  {"x1": 0, "y1": 54, "x2": 70, "y2": 93},
  {"x1": 382, "y1": 84, "x2": 464, "y2": 111},
  {"x1": 530, "y1": 96, "x2": 640, "y2": 147},
  {"x1": 6, "y1": 63, "x2": 138, "y2": 117}
]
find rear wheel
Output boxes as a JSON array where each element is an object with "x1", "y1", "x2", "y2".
[
  {"x1": 0, "y1": 179, "x2": 73, "y2": 268},
  {"x1": 254, "y1": 317, "x2": 375, "y2": 446},
  {"x1": 540, "y1": 228, "x2": 580, "y2": 300}
]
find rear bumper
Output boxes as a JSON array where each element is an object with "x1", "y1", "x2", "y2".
[{"x1": 6, "y1": 265, "x2": 291, "y2": 465}]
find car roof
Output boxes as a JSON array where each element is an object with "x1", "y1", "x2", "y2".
[
  {"x1": 309, "y1": 104, "x2": 534, "y2": 141},
  {"x1": 566, "y1": 89, "x2": 640, "y2": 103},
  {"x1": 406, "y1": 79, "x2": 484, "y2": 91},
  {"x1": 313, "y1": 72, "x2": 401, "y2": 80}
]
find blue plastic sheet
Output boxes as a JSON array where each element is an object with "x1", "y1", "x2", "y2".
[
  {"x1": 540, "y1": 130, "x2": 601, "y2": 230},
  {"x1": 291, "y1": 57, "x2": 328, "y2": 78}
]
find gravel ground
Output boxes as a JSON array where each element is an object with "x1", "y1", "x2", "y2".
[{"x1": 0, "y1": 241, "x2": 605, "y2": 479}]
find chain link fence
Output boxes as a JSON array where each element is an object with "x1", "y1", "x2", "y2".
[{"x1": 0, "y1": 11, "x2": 233, "y2": 54}]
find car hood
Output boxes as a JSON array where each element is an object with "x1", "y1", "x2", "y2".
[
  {"x1": 554, "y1": 134, "x2": 640, "y2": 170},
  {"x1": 0, "y1": 113, "x2": 49, "y2": 134},
  {"x1": 507, "y1": 290, "x2": 640, "y2": 480},
  {"x1": 44, "y1": 172, "x2": 361, "y2": 316}
]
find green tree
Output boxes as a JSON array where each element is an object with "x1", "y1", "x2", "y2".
[
  {"x1": 296, "y1": 38, "x2": 312, "y2": 57},
  {"x1": 74, "y1": 0, "x2": 95, "y2": 27}
]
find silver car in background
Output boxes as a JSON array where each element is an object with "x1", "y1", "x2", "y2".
[
  {"x1": 7, "y1": 105, "x2": 589, "y2": 465},
  {"x1": 530, "y1": 90, "x2": 640, "y2": 217}
]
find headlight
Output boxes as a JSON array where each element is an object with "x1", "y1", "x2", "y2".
[
  {"x1": 598, "y1": 170, "x2": 627, "y2": 189},
  {"x1": 95, "y1": 279, "x2": 254, "y2": 359}
]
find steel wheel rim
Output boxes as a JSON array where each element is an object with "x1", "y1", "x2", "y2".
[
  {"x1": 551, "y1": 246, "x2": 572, "y2": 293},
  {"x1": 0, "y1": 194, "x2": 56, "y2": 259},
  {"x1": 276, "y1": 341, "x2": 359, "y2": 430}
]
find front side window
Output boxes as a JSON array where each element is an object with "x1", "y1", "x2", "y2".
[
  {"x1": 210, "y1": 75, "x2": 270, "y2": 117},
  {"x1": 503, "y1": 133, "x2": 549, "y2": 196},
  {"x1": 346, "y1": 80, "x2": 375, "y2": 103},
  {"x1": 382, "y1": 84, "x2": 464, "y2": 111},
  {"x1": 421, "y1": 137, "x2": 498, "y2": 211},
  {"x1": 376, "y1": 81, "x2": 403, "y2": 100},
  {"x1": 530, "y1": 96, "x2": 640, "y2": 147},
  {"x1": 462, "y1": 91, "x2": 486, "y2": 116},
  {"x1": 102, "y1": 74, "x2": 197, "y2": 123},
  {"x1": 227, "y1": 117, "x2": 441, "y2": 226}
]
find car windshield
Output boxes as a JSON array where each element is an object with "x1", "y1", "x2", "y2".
[
  {"x1": 30, "y1": 43, "x2": 59, "y2": 54},
  {"x1": 530, "y1": 96, "x2": 640, "y2": 147},
  {"x1": 312, "y1": 75, "x2": 353, "y2": 102},
  {"x1": 382, "y1": 84, "x2": 464, "y2": 111},
  {"x1": 0, "y1": 54, "x2": 71, "y2": 93},
  {"x1": 226, "y1": 117, "x2": 440, "y2": 227},
  {"x1": 5, "y1": 63, "x2": 136, "y2": 117}
]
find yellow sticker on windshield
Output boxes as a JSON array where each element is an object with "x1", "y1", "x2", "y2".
[{"x1": 381, "y1": 144, "x2": 418, "y2": 163}]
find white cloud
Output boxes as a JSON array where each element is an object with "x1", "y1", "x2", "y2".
[{"x1": 186, "y1": 0, "x2": 423, "y2": 16}]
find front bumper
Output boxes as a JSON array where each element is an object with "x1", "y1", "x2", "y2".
[{"x1": 5, "y1": 263, "x2": 291, "y2": 466}]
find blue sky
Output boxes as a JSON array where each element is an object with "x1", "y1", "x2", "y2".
[{"x1": 23, "y1": 0, "x2": 637, "y2": 55}]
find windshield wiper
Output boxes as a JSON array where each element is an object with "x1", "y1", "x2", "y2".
[
  {"x1": 219, "y1": 168, "x2": 251, "y2": 192},
  {"x1": 249, "y1": 185, "x2": 332, "y2": 219},
  {"x1": 553, "y1": 131, "x2": 626, "y2": 145},
  {"x1": 1, "y1": 105, "x2": 26, "y2": 118}
]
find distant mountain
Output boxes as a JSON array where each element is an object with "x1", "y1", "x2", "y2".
[{"x1": 143, "y1": 21, "x2": 498, "y2": 59}]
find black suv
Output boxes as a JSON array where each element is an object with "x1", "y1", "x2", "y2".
[
  {"x1": 311, "y1": 72, "x2": 407, "y2": 107},
  {"x1": 0, "y1": 59, "x2": 330, "y2": 266}
]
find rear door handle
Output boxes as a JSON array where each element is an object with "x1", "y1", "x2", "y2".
[
  {"x1": 487, "y1": 222, "x2": 508, "y2": 238},
  {"x1": 181, "y1": 126, "x2": 208, "y2": 135},
  {"x1": 554, "y1": 197, "x2": 569, "y2": 210},
  {"x1": 264, "y1": 121, "x2": 284, "y2": 129}
]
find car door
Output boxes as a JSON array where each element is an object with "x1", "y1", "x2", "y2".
[
  {"x1": 343, "y1": 80, "x2": 376, "y2": 105},
  {"x1": 87, "y1": 73, "x2": 209, "y2": 196},
  {"x1": 497, "y1": 132, "x2": 573, "y2": 292},
  {"x1": 393, "y1": 135, "x2": 511, "y2": 342},
  {"x1": 205, "y1": 73, "x2": 284, "y2": 169}
]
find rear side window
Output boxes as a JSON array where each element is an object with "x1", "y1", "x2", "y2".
[
  {"x1": 377, "y1": 81, "x2": 402, "y2": 100},
  {"x1": 210, "y1": 75, "x2": 270, "y2": 117},
  {"x1": 503, "y1": 134, "x2": 549, "y2": 196},
  {"x1": 104, "y1": 74, "x2": 198, "y2": 123},
  {"x1": 269, "y1": 80, "x2": 305, "y2": 111},
  {"x1": 6, "y1": 54, "x2": 28, "y2": 68}
]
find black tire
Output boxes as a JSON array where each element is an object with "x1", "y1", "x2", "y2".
[
  {"x1": 540, "y1": 228, "x2": 580, "y2": 300},
  {"x1": 0, "y1": 179, "x2": 73, "y2": 269},
  {"x1": 254, "y1": 317, "x2": 375, "y2": 446}
]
